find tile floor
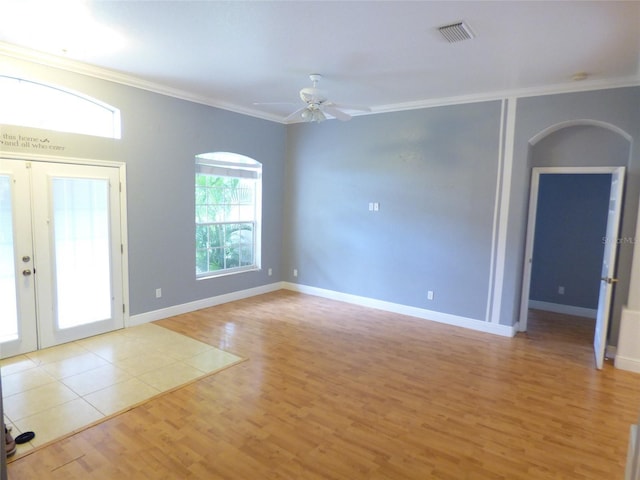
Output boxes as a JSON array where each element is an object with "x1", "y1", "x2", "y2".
[{"x1": 1, "y1": 323, "x2": 243, "y2": 457}]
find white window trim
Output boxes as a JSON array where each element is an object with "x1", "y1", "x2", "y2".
[{"x1": 195, "y1": 152, "x2": 262, "y2": 279}]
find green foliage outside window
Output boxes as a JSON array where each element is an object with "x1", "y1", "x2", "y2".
[{"x1": 195, "y1": 174, "x2": 256, "y2": 275}]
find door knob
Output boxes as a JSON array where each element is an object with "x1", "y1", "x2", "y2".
[
  {"x1": 22, "y1": 269, "x2": 32, "y2": 276},
  {"x1": 22, "y1": 255, "x2": 31, "y2": 262},
  {"x1": 601, "y1": 277, "x2": 618, "y2": 284}
]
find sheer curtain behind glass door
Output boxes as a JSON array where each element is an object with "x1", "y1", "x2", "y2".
[
  {"x1": 0, "y1": 175, "x2": 18, "y2": 342},
  {"x1": 52, "y1": 177, "x2": 112, "y2": 329}
]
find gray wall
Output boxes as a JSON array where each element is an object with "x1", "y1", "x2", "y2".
[
  {"x1": 530, "y1": 174, "x2": 611, "y2": 310},
  {"x1": 3, "y1": 56, "x2": 640, "y2": 344},
  {"x1": 284, "y1": 102, "x2": 503, "y2": 321},
  {"x1": 120, "y1": 91, "x2": 286, "y2": 314},
  {"x1": 504, "y1": 88, "x2": 640, "y2": 344},
  {"x1": 1, "y1": 57, "x2": 286, "y2": 316}
]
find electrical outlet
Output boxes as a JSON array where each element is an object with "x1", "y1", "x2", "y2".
[
  {"x1": 155, "y1": 288, "x2": 162, "y2": 298},
  {"x1": 268, "y1": 268, "x2": 272, "y2": 276},
  {"x1": 558, "y1": 286, "x2": 565, "y2": 295},
  {"x1": 427, "y1": 290, "x2": 434, "y2": 300},
  {"x1": 293, "y1": 269, "x2": 298, "y2": 277}
]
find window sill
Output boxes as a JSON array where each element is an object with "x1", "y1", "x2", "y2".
[{"x1": 196, "y1": 266, "x2": 260, "y2": 280}]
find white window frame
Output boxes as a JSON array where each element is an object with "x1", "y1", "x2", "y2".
[{"x1": 195, "y1": 152, "x2": 262, "y2": 279}]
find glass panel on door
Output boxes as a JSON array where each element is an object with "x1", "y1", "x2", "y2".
[
  {"x1": 0, "y1": 159, "x2": 38, "y2": 359},
  {"x1": 0, "y1": 159, "x2": 123, "y2": 358},
  {"x1": 31, "y1": 161, "x2": 123, "y2": 349},
  {"x1": 0, "y1": 174, "x2": 19, "y2": 343},
  {"x1": 52, "y1": 177, "x2": 112, "y2": 329}
]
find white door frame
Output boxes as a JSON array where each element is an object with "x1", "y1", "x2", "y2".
[
  {"x1": 0, "y1": 153, "x2": 129, "y2": 339},
  {"x1": 0, "y1": 160, "x2": 38, "y2": 357},
  {"x1": 518, "y1": 166, "x2": 622, "y2": 332}
]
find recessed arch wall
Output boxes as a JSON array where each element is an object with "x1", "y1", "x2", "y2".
[
  {"x1": 529, "y1": 119, "x2": 632, "y2": 146},
  {"x1": 520, "y1": 120, "x2": 632, "y2": 334},
  {"x1": 502, "y1": 88, "x2": 640, "y2": 348},
  {"x1": 530, "y1": 122, "x2": 631, "y2": 169}
]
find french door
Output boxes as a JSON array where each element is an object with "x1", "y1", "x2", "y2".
[{"x1": 0, "y1": 158, "x2": 124, "y2": 359}]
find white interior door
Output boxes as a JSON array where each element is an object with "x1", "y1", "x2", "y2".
[
  {"x1": 594, "y1": 166, "x2": 625, "y2": 369},
  {"x1": 0, "y1": 159, "x2": 38, "y2": 358},
  {"x1": 0, "y1": 159, "x2": 124, "y2": 358},
  {"x1": 518, "y1": 170, "x2": 542, "y2": 332}
]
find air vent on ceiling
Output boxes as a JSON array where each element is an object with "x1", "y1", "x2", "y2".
[{"x1": 438, "y1": 21, "x2": 474, "y2": 43}]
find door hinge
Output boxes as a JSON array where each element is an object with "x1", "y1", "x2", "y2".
[
  {"x1": 119, "y1": 182, "x2": 122, "y2": 193},
  {"x1": 123, "y1": 304, "x2": 126, "y2": 313},
  {"x1": 121, "y1": 244, "x2": 124, "y2": 254}
]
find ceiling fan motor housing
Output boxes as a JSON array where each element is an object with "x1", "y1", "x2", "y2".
[
  {"x1": 299, "y1": 87, "x2": 327, "y2": 105},
  {"x1": 286, "y1": 73, "x2": 362, "y2": 122}
]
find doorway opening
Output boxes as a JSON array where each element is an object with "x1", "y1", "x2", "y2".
[
  {"x1": 0, "y1": 157, "x2": 128, "y2": 359},
  {"x1": 526, "y1": 173, "x2": 611, "y2": 360},
  {"x1": 519, "y1": 167, "x2": 625, "y2": 369}
]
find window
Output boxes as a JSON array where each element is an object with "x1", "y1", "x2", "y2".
[
  {"x1": 0, "y1": 76, "x2": 121, "y2": 139},
  {"x1": 195, "y1": 152, "x2": 262, "y2": 278}
]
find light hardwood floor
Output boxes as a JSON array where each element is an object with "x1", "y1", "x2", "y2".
[
  {"x1": 7, "y1": 291, "x2": 640, "y2": 479},
  {"x1": 2, "y1": 323, "x2": 243, "y2": 456}
]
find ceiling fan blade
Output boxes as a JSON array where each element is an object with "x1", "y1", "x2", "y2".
[
  {"x1": 285, "y1": 106, "x2": 308, "y2": 121},
  {"x1": 252, "y1": 101, "x2": 297, "y2": 106},
  {"x1": 322, "y1": 105, "x2": 352, "y2": 121},
  {"x1": 327, "y1": 102, "x2": 371, "y2": 112}
]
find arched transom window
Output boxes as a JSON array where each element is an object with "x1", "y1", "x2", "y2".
[{"x1": 0, "y1": 76, "x2": 121, "y2": 139}]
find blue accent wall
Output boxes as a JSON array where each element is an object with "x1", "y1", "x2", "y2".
[
  {"x1": 530, "y1": 174, "x2": 611, "y2": 309},
  {"x1": 506, "y1": 88, "x2": 640, "y2": 344}
]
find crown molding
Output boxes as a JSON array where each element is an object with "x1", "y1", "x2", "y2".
[
  {"x1": 368, "y1": 76, "x2": 640, "y2": 115},
  {"x1": 2, "y1": 41, "x2": 639, "y2": 125},
  {"x1": 0, "y1": 42, "x2": 283, "y2": 123},
  {"x1": 287, "y1": 76, "x2": 640, "y2": 123}
]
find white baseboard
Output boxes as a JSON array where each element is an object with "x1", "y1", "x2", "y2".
[
  {"x1": 128, "y1": 281, "x2": 519, "y2": 338},
  {"x1": 283, "y1": 282, "x2": 518, "y2": 337},
  {"x1": 615, "y1": 355, "x2": 640, "y2": 374},
  {"x1": 615, "y1": 307, "x2": 640, "y2": 372},
  {"x1": 528, "y1": 300, "x2": 597, "y2": 319},
  {"x1": 128, "y1": 282, "x2": 285, "y2": 327}
]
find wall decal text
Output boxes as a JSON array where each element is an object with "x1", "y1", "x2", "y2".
[{"x1": 1, "y1": 132, "x2": 66, "y2": 151}]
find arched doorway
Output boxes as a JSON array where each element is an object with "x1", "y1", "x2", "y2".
[{"x1": 519, "y1": 121, "x2": 631, "y2": 369}]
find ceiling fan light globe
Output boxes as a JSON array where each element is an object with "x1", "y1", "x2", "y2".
[
  {"x1": 301, "y1": 108, "x2": 313, "y2": 122},
  {"x1": 313, "y1": 109, "x2": 326, "y2": 122}
]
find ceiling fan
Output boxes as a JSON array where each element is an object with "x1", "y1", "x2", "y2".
[{"x1": 284, "y1": 74, "x2": 370, "y2": 123}]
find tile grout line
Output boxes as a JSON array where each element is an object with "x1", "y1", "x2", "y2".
[{"x1": 2, "y1": 323, "x2": 245, "y2": 459}]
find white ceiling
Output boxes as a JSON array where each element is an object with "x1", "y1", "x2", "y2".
[{"x1": 0, "y1": 1, "x2": 639, "y2": 123}]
